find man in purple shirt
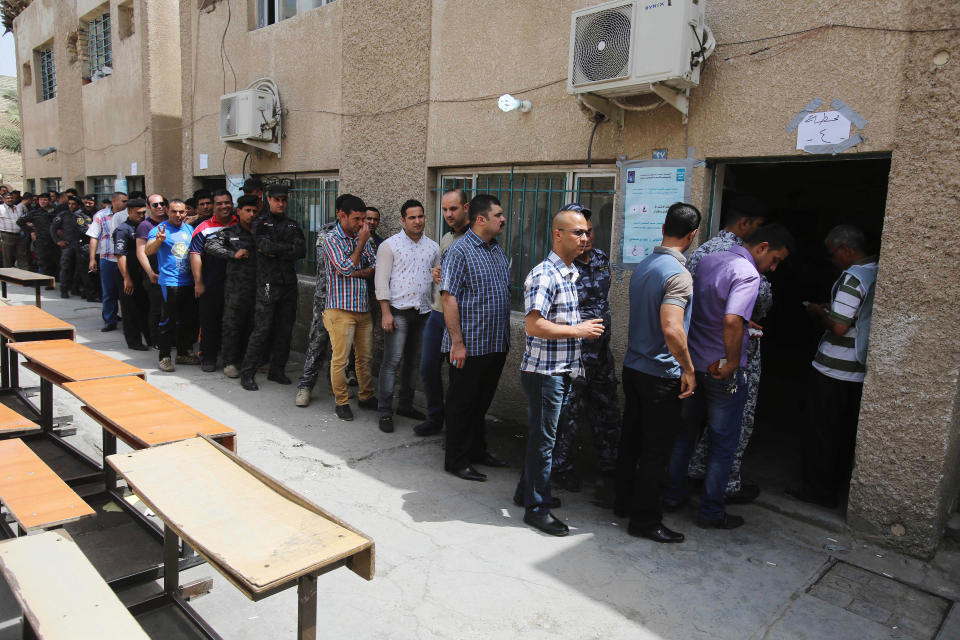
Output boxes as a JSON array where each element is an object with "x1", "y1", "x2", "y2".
[{"x1": 663, "y1": 224, "x2": 794, "y2": 529}]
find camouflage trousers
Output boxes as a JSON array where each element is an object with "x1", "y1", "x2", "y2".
[
  {"x1": 552, "y1": 346, "x2": 621, "y2": 474},
  {"x1": 297, "y1": 286, "x2": 330, "y2": 390},
  {"x1": 687, "y1": 338, "x2": 761, "y2": 493}
]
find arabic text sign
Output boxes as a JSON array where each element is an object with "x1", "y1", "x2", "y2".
[
  {"x1": 796, "y1": 110, "x2": 851, "y2": 150},
  {"x1": 622, "y1": 166, "x2": 687, "y2": 263}
]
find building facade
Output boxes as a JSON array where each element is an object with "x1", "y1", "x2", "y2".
[{"x1": 14, "y1": 0, "x2": 960, "y2": 556}]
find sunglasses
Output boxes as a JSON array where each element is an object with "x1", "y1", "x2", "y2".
[
  {"x1": 150, "y1": 202, "x2": 166, "y2": 208},
  {"x1": 557, "y1": 228, "x2": 590, "y2": 237}
]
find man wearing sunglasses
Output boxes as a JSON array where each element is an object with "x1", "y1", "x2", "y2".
[{"x1": 137, "y1": 194, "x2": 168, "y2": 347}]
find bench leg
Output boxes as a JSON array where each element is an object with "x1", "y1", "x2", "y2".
[
  {"x1": 1, "y1": 282, "x2": 6, "y2": 298},
  {"x1": 0, "y1": 336, "x2": 7, "y2": 390},
  {"x1": 164, "y1": 525, "x2": 180, "y2": 596},
  {"x1": 297, "y1": 574, "x2": 318, "y2": 640},
  {"x1": 34, "y1": 287, "x2": 40, "y2": 308},
  {"x1": 102, "y1": 431, "x2": 117, "y2": 492},
  {"x1": 9, "y1": 348, "x2": 17, "y2": 391},
  {"x1": 39, "y1": 379, "x2": 52, "y2": 432},
  {"x1": 21, "y1": 617, "x2": 37, "y2": 640}
]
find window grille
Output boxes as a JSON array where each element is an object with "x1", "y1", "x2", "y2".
[
  {"x1": 260, "y1": 175, "x2": 338, "y2": 275},
  {"x1": 41, "y1": 178, "x2": 61, "y2": 194},
  {"x1": 89, "y1": 176, "x2": 113, "y2": 201},
  {"x1": 86, "y1": 13, "x2": 113, "y2": 78},
  {"x1": 38, "y1": 48, "x2": 56, "y2": 101}
]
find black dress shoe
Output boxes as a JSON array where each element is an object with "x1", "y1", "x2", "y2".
[
  {"x1": 127, "y1": 343, "x2": 149, "y2": 351},
  {"x1": 201, "y1": 361, "x2": 217, "y2": 372},
  {"x1": 725, "y1": 483, "x2": 761, "y2": 504},
  {"x1": 100, "y1": 324, "x2": 117, "y2": 332},
  {"x1": 784, "y1": 486, "x2": 838, "y2": 509},
  {"x1": 378, "y1": 415, "x2": 394, "y2": 433},
  {"x1": 513, "y1": 495, "x2": 561, "y2": 509},
  {"x1": 267, "y1": 371, "x2": 291, "y2": 385},
  {"x1": 240, "y1": 375, "x2": 259, "y2": 391},
  {"x1": 335, "y1": 404, "x2": 354, "y2": 421},
  {"x1": 396, "y1": 406, "x2": 426, "y2": 420},
  {"x1": 449, "y1": 465, "x2": 486, "y2": 482},
  {"x1": 523, "y1": 511, "x2": 569, "y2": 537},
  {"x1": 696, "y1": 513, "x2": 745, "y2": 530},
  {"x1": 413, "y1": 421, "x2": 442, "y2": 437},
  {"x1": 357, "y1": 396, "x2": 378, "y2": 410},
  {"x1": 473, "y1": 452, "x2": 508, "y2": 468},
  {"x1": 628, "y1": 523, "x2": 685, "y2": 543}
]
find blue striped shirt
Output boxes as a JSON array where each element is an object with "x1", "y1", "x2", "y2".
[
  {"x1": 440, "y1": 228, "x2": 511, "y2": 356},
  {"x1": 521, "y1": 252, "x2": 582, "y2": 377},
  {"x1": 324, "y1": 223, "x2": 377, "y2": 312}
]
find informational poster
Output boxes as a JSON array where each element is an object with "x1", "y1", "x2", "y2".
[
  {"x1": 621, "y1": 165, "x2": 688, "y2": 263},
  {"x1": 796, "y1": 110, "x2": 850, "y2": 150}
]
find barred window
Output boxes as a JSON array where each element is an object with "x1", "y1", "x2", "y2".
[
  {"x1": 37, "y1": 48, "x2": 56, "y2": 102},
  {"x1": 41, "y1": 178, "x2": 61, "y2": 194},
  {"x1": 89, "y1": 176, "x2": 113, "y2": 201},
  {"x1": 86, "y1": 13, "x2": 113, "y2": 79},
  {"x1": 260, "y1": 174, "x2": 338, "y2": 275}
]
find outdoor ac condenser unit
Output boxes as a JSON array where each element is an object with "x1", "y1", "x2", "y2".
[
  {"x1": 568, "y1": 0, "x2": 712, "y2": 99},
  {"x1": 219, "y1": 89, "x2": 276, "y2": 142}
]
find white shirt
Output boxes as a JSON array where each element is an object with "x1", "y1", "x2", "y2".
[
  {"x1": 0, "y1": 204, "x2": 18, "y2": 233},
  {"x1": 374, "y1": 230, "x2": 440, "y2": 313}
]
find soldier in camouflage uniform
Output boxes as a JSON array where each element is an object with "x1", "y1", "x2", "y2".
[
  {"x1": 551, "y1": 204, "x2": 621, "y2": 492},
  {"x1": 239, "y1": 185, "x2": 306, "y2": 390},
  {"x1": 205, "y1": 195, "x2": 260, "y2": 378},
  {"x1": 50, "y1": 196, "x2": 92, "y2": 298},
  {"x1": 294, "y1": 219, "x2": 337, "y2": 406},
  {"x1": 685, "y1": 195, "x2": 770, "y2": 503}
]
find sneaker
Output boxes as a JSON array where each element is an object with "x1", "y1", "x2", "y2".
[
  {"x1": 396, "y1": 406, "x2": 426, "y2": 421},
  {"x1": 176, "y1": 353, "x2": 201, "y2": 365},
  {"x1": 223, "y1": 364, "x2": 240, "y2": 378},
  {"x1": 295, "y1": 388, "x2": 311, "y2": 407},
  {"x1": 158, "y1": 357, "x2": 175, "y2": 372},
  {"x1": 335, "y1": 404, "x2": 354, "y2": 421},
  {"x1": 378, "y1": 415, "x2": 394, "y2": 433},
  {"x1": 357, "y1": 396, "x2": 378, "y2": 410},
  {"x1": 201, "y1": 361, "x2": 217, "y2": 373}
]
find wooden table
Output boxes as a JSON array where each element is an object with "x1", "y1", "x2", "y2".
[
  {"x1": 0, "y1": 306, "x2": 74, "y2": 393},
  {"x1": 0, "y1": 268, "x2": 55, "y2": 307},
  {"x1": 0, "y1": 403, "x2": 41, "y2": 439},
  {"x1": 108, "y1": 437, "x2": 374, "y2": 640}
]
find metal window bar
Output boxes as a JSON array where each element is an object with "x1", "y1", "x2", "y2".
[
  {"x1": 287, "y1": 177, "x2": 339, "y2": 276},
  {"x1": 41, "y1": 179, "x2": 61, "y2": 194},
  {"x1": 90, "y1": 177, "x2": 112, "y2": 202},
  {"x1": 86, "y1": 13, "x2": 112, "y2": 78},
  {"x1": 38, "y1": 49, "x2": 56, "y2": 101}
]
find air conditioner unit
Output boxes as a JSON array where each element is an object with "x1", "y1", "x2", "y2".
[
  {"x1": 568, "y1": 0, "x2": 711, "y2": 99},
  {"x1": 219, "y1": 89, "x2": 276, "y2": 142}
]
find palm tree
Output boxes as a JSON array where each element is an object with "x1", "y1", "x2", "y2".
[
  {"x1": 0, "y1": 89, "x2": 19, "y2": 154},
  {"x1": 2, "y1": 1, "x2": 31, "y2": 35}
]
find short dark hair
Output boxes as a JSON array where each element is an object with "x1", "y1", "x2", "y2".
[
  {"x1": 365, "y1": 206, "x2": 380, "y2": 215},
  {"x1": 212, "y1": 189, "x2": 232, "y2": 200},
  {"x1": 236, "y1": 195, "x2": 259, "y2": 209},
  {"x1": 168, "y1": 198, "x2": 186, "y2": 208},
  {"x1": 468, "y1": 194, "x2": 501, "y2": 224},
  {"x1": 662, "y1": 202, "x2": 701, "y2": 238},
  {"x1": 400, "y1": 199, "x2": 424, "y2": 217},
  {"x1": 722, "y1": 194, "x2": 768, "y2": 228},
  {"x1": 65, "y1": 188, "x2": 78, "y2": 196},
  {"x1": 335, "y1": 194, "x2": 366, "y2": 214},
  {"x1": 825, "y1": 224, "x2": 867, "y2": 254},
  {"x1": 443, "y1": 188, "x2": 469, "y2": 205},
  {"x1": 128, "y1": 190, "x2": 147, "y2": 200},
  {"x1": 193, "y1": 189, "x2": 212, "y2": 202},
  {"x1": 37, "y1": 193, "x2": 50, "y2": 200},
  {"x1": 746, "y1": 223, "x2": 796, "y2": 254},
  {"x1": 111, "y1": 191, "x2": 127, "y2": 199},
  {"x1": 184, "y1": 197, "x2": 197, "y2": 208}
]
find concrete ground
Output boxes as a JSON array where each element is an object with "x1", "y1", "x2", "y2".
[{"x1": 0, "y1": 289, "x2": 959, "y2": 639}]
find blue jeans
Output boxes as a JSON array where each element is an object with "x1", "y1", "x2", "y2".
[
  {"x1": 99, "y1": 258, "x2": 120, "y2": 326},
  {"x1": 378, "y1": 308, "x2": 428, "y2": 415},
  {"x1": 418, "y1": 310, "x2": 446, "y2": 426},
  {"x1": 514, "y1": 372, "x2": 571, "y2": 514},
  {"x1": 664, "y1": 369, "x2": 748, "y2": 520}
]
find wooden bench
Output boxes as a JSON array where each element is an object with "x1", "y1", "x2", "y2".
[
  {"x1": 108, "y1": 436, "x2": 374, "y2": 640},
  {"x1": 0, "y1": 438, "x2": 95, "y2": 538},
  {"x1": 0, "y1": 268, "x2": 55, "y2": 308},
  {"x1": 0, "y1": 306, "x2": 74, "y2": 394},
  {"x1": 0, "y1": 403, "x2": 41, "y2": 439},
  {"x1": 0, "y1": 530, "x2": 150, "y2": 639}
]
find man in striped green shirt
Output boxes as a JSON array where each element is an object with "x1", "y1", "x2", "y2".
[{"x1": 787, "y1": 225, "x2": 878, "y2": 508}]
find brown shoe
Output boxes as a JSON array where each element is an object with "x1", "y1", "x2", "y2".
[{"x1": 175, "y1": 352, "x2": 201, "y2": 365}]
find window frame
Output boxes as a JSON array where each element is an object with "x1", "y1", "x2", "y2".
[
  {"x1": 259, "y1": 172, "x2": 339, "y2": 275},
  {"x1": 255, "y1": 0, "x2": 336, "y2": 29},
  {"x1": 85, "y1": 11, "x2": 113, "y2": 80},
  {"x1": 36, "y1": 46, "x2": 56, "y2": 102}
]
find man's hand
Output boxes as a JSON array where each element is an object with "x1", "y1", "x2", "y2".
[
  {"x1": 382, "y1": 310, "x2": 397, "y2": 333},
  {"x1": 357, "y1": 221, "x2": 371, "y2": 247},
  {"x1": 431, "y1": 265, "x2": 441, "y2": 285},
  {"x1": 148, "y1": 271, "x2": 158, "y2": 284},
  {"x1": 679, "y1": 368, "x2": 696, "y2": 399},
  {"x1": 89, "y1": 259, "x2": 98, "y2": 272},
  {"x1": 123, "y1": 277, "x2": 133, "y2": 295},
  {"x1": 449, "y1": 341, "x2": 466, "y2": 369},
  {"x1": 155, "y1": 225, "x2": 166, "y2": 243},
  {"x1": 805, "y1": 302, "x2": 825, "y2": 318},
  {"x1": 708, "y1": 359, "x2": 737, "y2": 380},
  {"x1": 56, "y1": 240, "x2": 67, "y2": 248},
  {"x1": 194, "y1": 281, "x2": 205, "y2": 298},
  {"x1": 234, "y1": 248, "x2": 249, "y2": 259},
  {"x1": 574, "y1": 318, "x2": 605, "y2": 339}
]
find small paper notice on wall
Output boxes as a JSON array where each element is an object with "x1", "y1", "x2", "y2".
[
  {"x1": 199, "y1": 154, "x2": 209, "y2": 170},
  {"x1": 114, "y1": 178, "x2": 127, "y2": 193},
  {"x1": 796, "y1": 111, "x2": 851, "y2": 150},
  {"x1": 130, "y1": 162, "x2": 137, "y2": 175}
]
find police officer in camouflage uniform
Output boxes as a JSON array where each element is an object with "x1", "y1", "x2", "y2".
[
  {"x1": 205, "y1": 195, "x2": 260, "y2": 379},
  {"x1": 294, "y1": 218, "x2": 337, "y2": 407},
  {"x1": 551, "y1": 203, "x2": 621, "y2": 492},
  {"x1": 50, "y1": 195, "x2": 91, "y2": 298},
  {"x1": 18, "y1": 193, "x2": 60, "y2": 280},
  {"x1": 239, "y1": 184, "x2": 306, "y2": 391}
]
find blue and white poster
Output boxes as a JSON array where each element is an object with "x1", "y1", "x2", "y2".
[{"x1": 621, "y1": 165, "x2": 688, "y2": 263}]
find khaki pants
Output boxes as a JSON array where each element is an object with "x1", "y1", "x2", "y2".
[{"x1": 323, "y1": 308, "x2": 374, "y2": 406}]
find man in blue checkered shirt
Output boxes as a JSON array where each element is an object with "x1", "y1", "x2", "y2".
[
  {"x1": 440, "y1": 194, "x2": 512, "y2": 482},
  {"x1": 513, "y1": 208, "x2": 604, "y2": 536}
]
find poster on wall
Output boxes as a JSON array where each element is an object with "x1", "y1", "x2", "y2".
[{"x1": 620, "y1": 164, "x2": 689, "y2": 263}]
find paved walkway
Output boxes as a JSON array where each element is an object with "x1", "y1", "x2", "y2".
[{"x1": 0, "y1": 290, "x2": 958, "y2": 639}]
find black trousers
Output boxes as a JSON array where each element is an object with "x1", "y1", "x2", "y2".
[
  {"x1": 36, "y1": 243, "x2": 59, "y2": 279},
  {"x1": 443, "y1": 351, "x2": 506, "y2": 471},
  {"x1": 240, "y1": 284, "x2": 298, "y2": 377},
  {"x1": 221, "y1": 287, "x2": 256, "y2": 367},
  {"x1": 74, "y1": 244, "x2": 96, "y2": 297},
  {"x1": 158, "y1": 284, "x2": 197, "y2": 359},
  {"x1": 801, "y1": 367, "x2": 864, "y2": 500},
  {"x1": 198, "y1": 281, "x2": 226, "y2": 365},
  {"x1": 144, "y1": 280, "x2": 162, "y2": 347},
  {"x1": 614, "y1": 367, "x2": 683, "y2": 530},
  {"x1": 59, "y1": 245, "x2": 76, "y2": 294},
  {"x1": 120, "y1": 281, "x2": 150, "y2": 348}
]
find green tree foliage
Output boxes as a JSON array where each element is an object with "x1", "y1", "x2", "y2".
[{"x1": 0, "y1": 89, "x2": 20, "y2": 154}]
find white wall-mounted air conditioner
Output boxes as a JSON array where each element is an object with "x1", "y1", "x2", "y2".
[
  {"x1": 219, "y1": 89, "x2": 276, "y2": 142},
  {"x1": 568, "y1": 0, "x2": 712, "y2": 98}
]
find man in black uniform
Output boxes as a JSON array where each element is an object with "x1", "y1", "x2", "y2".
[
  {"x1": 19, "y1": 193, "x2": 59, "y2": 281},
  {"x1": 239, "y1": 185, "x2": 305, "y2": 390},
  {"x1": 113, "y1": 199, "x2": 150, "y2": 350},
  {"x1": 205, "y1": 195, "x2": 259, "y2": 378},
  {"x1": 50, "y1": 196, "x2": 87, "y2": 298}
]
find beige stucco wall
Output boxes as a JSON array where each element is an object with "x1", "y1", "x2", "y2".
[{"x1": 0, "y1": 76, "x2": 24, "y2": 191}]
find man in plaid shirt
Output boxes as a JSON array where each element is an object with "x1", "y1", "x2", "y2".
[
  {"x1": 323, "y1": 194, "x2": 377, "y2": 421},
  {"x1": 514, "y1": 208, "x2": 604, "y2": 537}
]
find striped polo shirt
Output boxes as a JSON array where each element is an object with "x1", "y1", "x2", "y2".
[
  {"x1": 813, "y1": 258, "x2": 879, "y2": 383},
  {"x1": 324, "y1": 222, "x2": 377, "y2": 313}
]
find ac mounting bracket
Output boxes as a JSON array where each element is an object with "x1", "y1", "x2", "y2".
[
  {"x1": 225, "y1": 139, "x2": 281, "y2": 158},
  {"x1": 579, "y1": 94, "x2": 625, "y2": 129},
  {"x1": 651, "y1": 83, "x2": 690, "y2": 123}
]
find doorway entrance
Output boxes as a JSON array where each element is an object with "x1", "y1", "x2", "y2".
[{"x1": 709, "y1": 155, "x2": 891, "y2": 510}]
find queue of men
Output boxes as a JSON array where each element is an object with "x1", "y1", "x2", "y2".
[{"x1": 0, "y1": 180, "x2": 878, "y2": 541}]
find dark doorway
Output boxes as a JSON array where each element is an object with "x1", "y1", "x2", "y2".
[{"x1": 713, "y1": 156, "x2": 891, "y2": 509}]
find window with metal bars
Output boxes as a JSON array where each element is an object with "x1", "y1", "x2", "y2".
[
  {"x1": 41, "y1": 178, "x2": 61, "y2": 194},
  {"x1": 37, "y1": 48, "x2": 55, "y2": 102},
  {"x1": 259, "y1": 175, "x2": 339, "y2": 275},
  {"x1": 88, "y1": 176, "x2": 113, "y2": 202},
  {"x1": 436, "y1": 169, "x2": 617, "y2": 310},
  {"x1": 85, "y1": 13, "x2": 112, "y2": 79}
]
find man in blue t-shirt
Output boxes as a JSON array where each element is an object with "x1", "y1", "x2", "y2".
[{"x1": 146, "y1": 199, "x2": 198, "y2": 372}]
